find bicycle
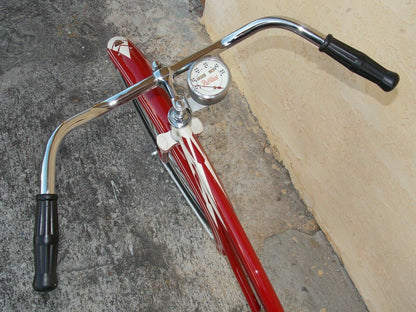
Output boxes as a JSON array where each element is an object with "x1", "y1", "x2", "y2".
[{"x1": 33, "y1": 16, "x2": 399, "y2": 312}]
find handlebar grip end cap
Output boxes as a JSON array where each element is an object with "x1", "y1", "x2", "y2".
[
  {"x1": 319, "y1": 34, "x2": 400, "y2": 92},
  {"x1": 378, "y1": 69, "x2": 400, "y2": 92},
  {"x1": 33, "y1": 273, "x2": 57, "y2": 292},
  {"x1": 33, "y1": 194, "x2": 59, "y2": 292}
]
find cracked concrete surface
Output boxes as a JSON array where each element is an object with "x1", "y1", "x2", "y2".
[{"x1": 0, "y1": 0, "x2": 367, "y2": 311}]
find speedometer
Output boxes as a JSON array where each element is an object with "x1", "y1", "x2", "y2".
[{"x1": 187, "y1": 56, "x2": 231, "y2": 106}]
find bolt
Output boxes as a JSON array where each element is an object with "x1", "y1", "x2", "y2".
[{"x1": 152, "y1": 61, "x2": 162, "y2": 71}]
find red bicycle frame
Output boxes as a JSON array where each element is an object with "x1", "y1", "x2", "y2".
[{"x1": 107, "y1": 38, "x2": 284, "y2": 312}]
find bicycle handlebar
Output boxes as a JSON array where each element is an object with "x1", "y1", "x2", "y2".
[{"x1": 33, "y1": 16, "x2": 399, "y2": 291}]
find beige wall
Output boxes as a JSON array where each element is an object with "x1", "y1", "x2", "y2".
[{"x1": 203, "y1": 1, "x2": 416, "y2": 311}]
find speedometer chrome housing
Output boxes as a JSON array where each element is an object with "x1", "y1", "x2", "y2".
[{"x1": 187, "y1": 56, "x2": 231, "y2": 106}]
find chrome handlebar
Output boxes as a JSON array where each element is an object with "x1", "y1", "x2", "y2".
[
  {"x1": 40, "y1": 16, "x2": 327, "y2": 194},
  {"x1": 171, "y1": 17, "x2": 325, "y2": 76}
]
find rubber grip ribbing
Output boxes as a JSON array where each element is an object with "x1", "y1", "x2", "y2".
[
  {"x1": 33, "y1": 194, "x2": 59, "y2": 291},
  {"x1": 319, "y1": 34, "x2": 399, "y2": 92}
]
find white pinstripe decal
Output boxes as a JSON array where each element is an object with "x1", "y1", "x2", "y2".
[{"x1": 177, "y1": 127, "x2": 225, "y2": 227}]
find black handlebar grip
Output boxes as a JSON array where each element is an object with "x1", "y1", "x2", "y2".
[
  {"x1": 33, "y1": 194, "x2": 59, "y2": 291},
  {"x1": 319, "y1": 34, "x2": 399, "y2": 92}
]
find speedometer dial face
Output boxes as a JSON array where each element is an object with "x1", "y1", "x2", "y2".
[{"x1": 187, "y1": 56, "x2": 231, "y2": 105}]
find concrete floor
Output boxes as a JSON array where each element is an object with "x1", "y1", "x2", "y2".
[{"x1": 0, "y1": 1, "x2": 368, "y2": 311}]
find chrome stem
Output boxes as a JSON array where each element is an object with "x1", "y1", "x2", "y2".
[{"x1": 40, "y1": 16, "x2": 326, "y2": 194}]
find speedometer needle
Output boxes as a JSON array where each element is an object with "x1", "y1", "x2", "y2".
[{"x1": 195, "y1": 85, "x2": 223, "y2": 89}]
